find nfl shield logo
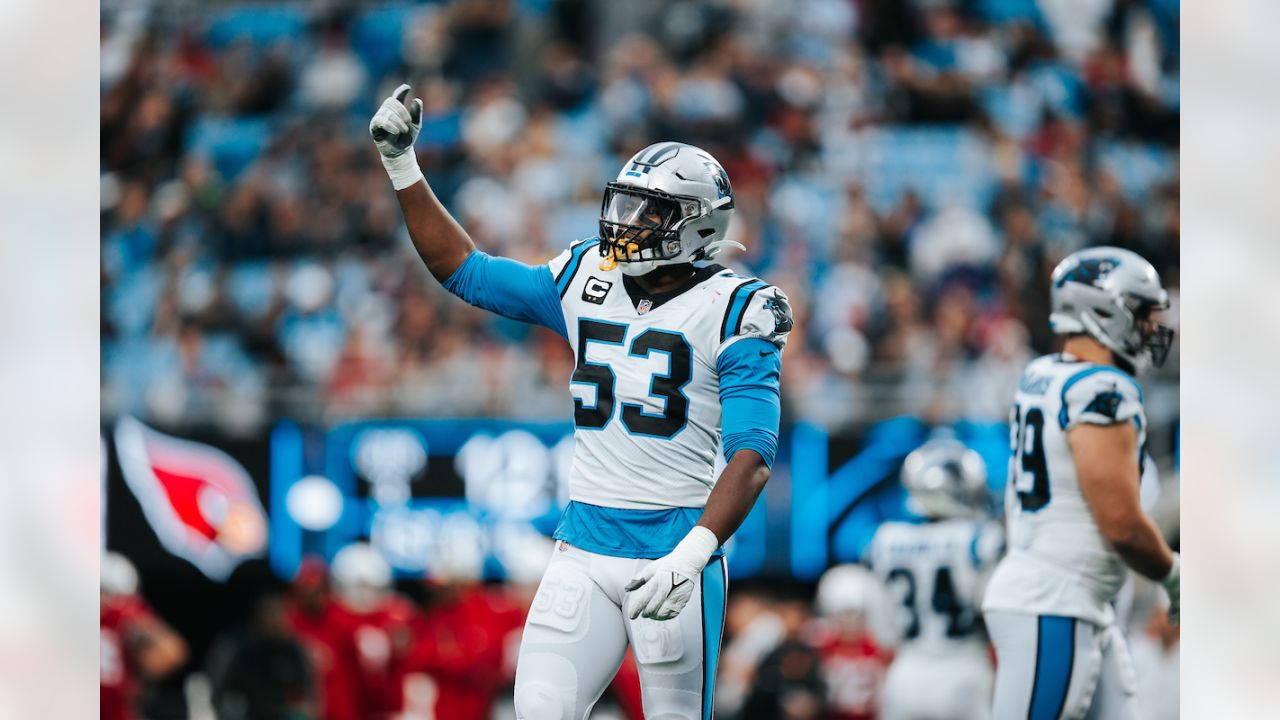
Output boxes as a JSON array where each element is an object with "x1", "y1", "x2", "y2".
[{"x1": 637, "y1": 299, "x2": 653, "y2": 314}]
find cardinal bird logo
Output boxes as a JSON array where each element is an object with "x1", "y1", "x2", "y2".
[{"x1": 114, "y1": 416, "x2": 268, "y2": 580}]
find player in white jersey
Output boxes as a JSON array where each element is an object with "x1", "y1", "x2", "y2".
[
  {"x1": 981, "y1": 247, "x2": 1180, "y2": 720},
  {"x1": 370, "y1": 86, "x2": 792, "y2": 719},
  {"x1": 866, "y1": 436, "x2": 1004, "y2": 720}
]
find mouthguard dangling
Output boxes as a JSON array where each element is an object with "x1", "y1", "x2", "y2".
[
  {"x1": 597, "y1": 242, "x2": 642, "y2": 271},
  {"x1": 599, "y1": 245, "x2": 618, "y2": 271}
]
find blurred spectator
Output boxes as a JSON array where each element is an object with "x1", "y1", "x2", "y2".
[
  {"x1": 100, "y1": 553, "x2": 189, "y2": 720},
  {"x1": 99, "y1": 0, "x2": 1179, "y2": 444},
  {"x1": 717, "y1": 591, "x2": 790, "y2": 717},
  {"x1": 740, "y1": 598, "x2": 828, "y2": 720},
  {"x1": 207, "y1": 593, "x2": 316, "y2": 720}
]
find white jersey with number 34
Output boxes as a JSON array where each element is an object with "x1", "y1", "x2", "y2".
[{"x1": 982, "y1": 354, "x2": 1148, "y2": 627}]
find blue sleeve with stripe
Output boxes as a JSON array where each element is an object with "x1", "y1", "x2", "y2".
[
  {"x1": 717, "y1": 337, "x2": 782, "y2": 467},
  {"x1": 442, "y1": 250, "x2": 567, "y2": 339}
]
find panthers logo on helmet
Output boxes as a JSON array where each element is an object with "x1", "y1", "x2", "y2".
[
  {"x1": 706, "y1": 162, "x2": 734, "y2": 207},
  {"x1": 1056, "y1": 257, "x2": 1120, "y2": 288}
]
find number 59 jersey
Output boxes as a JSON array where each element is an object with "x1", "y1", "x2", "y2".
[
  {"x1": 549, "y1": 238, "x2": 792, "y2": 511},
  {"x1": 981, "y1": 354, "x2": 1147, "y2": 627}
]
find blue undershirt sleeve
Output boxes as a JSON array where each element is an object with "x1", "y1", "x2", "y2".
[
  {"x1": 717, "y1": 338, "x2": 783, "y2": 467},
  {"x1": 442, "y1": 250, "x2": 568, "y2": 340}
]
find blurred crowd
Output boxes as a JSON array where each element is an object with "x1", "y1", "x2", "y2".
[{"x1": 100, "y1": 0, "x2": 1180, "y2": 438}]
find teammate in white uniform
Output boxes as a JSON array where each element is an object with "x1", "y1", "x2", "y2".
[
  {"x1": 370, "y1": 86, "x2": 792, "y2": 720},
  {"x1": 867, "y1": 436, "x2": 1003, "y2": 720},
  {"x1": 981, "y1": 247, "x2": 1180, "y2": 720}
]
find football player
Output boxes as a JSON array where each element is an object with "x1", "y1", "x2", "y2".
[
  {"x1": 981, "y1": 247, "x2": 1180, "y2": 719},
  {"x1": 331, "y1": 543, "x2": 418, "y2": 719},
  {"x1": 809, "y1": 564, "x2": 893, "y2": 720},
  {"x1": 100, "y1": 552, "x2": 188, "y2": 720},
  {"x1": 370, "y1": 85, "x2": 791, "y2": 720},
  {"x1": 866, "y1": 436, "x2": 1004, "y2": 720}
]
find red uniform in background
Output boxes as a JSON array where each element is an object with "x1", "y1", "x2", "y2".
[
  {"x1": 809, "y1": 622, "x2": 892, "y2": 720},
  {"x1": 403, "y1": 584, "x2": 518, "y2": 720},
  {"x1": 346, "y1": 595, "x2": 419, "y2": 719},
  {"x1": 100, "y1": 595, "x2": 151, "y2": 720},
  {"x1": 286, "y1": 559, "x2": 363, "y2": 720}
]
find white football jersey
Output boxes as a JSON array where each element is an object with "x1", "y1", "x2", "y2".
[
  {"x1": 982, "y1": 354, "x2": 1147, "y2": 627},
  {"x1": 868, "y1": 519, "x2": 1004, "y2": 655},
  {"x1": 548, "y1": 238, "x2": 791, "y2": 509}
]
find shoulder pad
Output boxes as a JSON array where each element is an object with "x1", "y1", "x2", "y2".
[
  {"x1": 1059, "y1": 365, "x2": 1144, "y2": 429},
  {"x1": 548, "y1": 237, "x2": 602, "y2": 298},
  {"x1": 718, "y1": 281, "x2": 792, "y2": 352}
]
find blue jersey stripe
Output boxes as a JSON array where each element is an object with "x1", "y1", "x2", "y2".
[
  {"x1": 701, "y1": 557, "x2": 727, "y2": 720},
  {"x1": 720, "y1": 280, "x2": 766, "y2": 342},
  {"x1": 1028, "y1": 615, "x2": 1075, "y2": 720},
  {"x1": 556, "y1": 238, "x2": 601, "y2": 297},
  {"x1": 1057, "y1": 366, "x2": 1142, "y2": 428},
  {"x1": 551, "y1": 501, "x2": 725, "y2": 559}
]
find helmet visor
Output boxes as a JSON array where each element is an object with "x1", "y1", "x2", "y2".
[{"x1": 603, "y1": 189, "x2": 679, "y2": 228}]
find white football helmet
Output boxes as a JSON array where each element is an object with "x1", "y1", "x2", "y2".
[
  {"x1": 598, "y1": 142, "x2": 742, "y2": 275},
  {"x1": 901, "y1": 437, "x2": 989, "y2": 520},
  {"x1": 1049, "y1": 246, "x2": 1173, "y2": 375},
  {"x1": 815, "y1": 563, "x2": 880, "y2": 618},
  {"x1": 331, "y1": 542, "x2": 392, "y2": 612},
  {"x1": 101, "y1": 551, "x2": 140, "y2": 598}
]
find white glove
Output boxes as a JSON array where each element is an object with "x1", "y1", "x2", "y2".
[
  {"x1": 625, "y1": 526, "x2": 719, "y2": 621},
  {"x1": 369, "y1": 83, "x2": 424, "y2": 190},
  {"x1": 1161, "y1": 552, "x2": 1180, "y2": 625}
]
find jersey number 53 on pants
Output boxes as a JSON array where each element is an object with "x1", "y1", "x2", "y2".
[{"x1": 572, "y1": 318, "x2": 691, "y2": 439}]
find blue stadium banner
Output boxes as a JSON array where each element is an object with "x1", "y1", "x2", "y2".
[
  {"x1": 270, "y1": 419, "x2": 769, "y2": 581},
  {"x1": 790, "y1": 418, "x2": 1011, "y2": 580}
]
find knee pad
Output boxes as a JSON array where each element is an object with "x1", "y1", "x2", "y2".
[{"x1": 514, "y1": 681, "x2": 567, "y2": 720}]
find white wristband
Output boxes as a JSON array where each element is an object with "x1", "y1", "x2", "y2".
[
  {"x1": 382, "y1": 151, "x2": 424, "y2": 191},
  {"x1": 672, "y1": 526, "x2": 720, "y2": 570}
]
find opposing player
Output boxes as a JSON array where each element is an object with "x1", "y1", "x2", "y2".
[
  {"x1": 981, "y1": 247, "x2": 1180, "y2": 719},
  {"x1": 331, "y1": 543, "x2": 417, "y2": 719},
  {"x1": 100, "y1": 552, "x2": 188, "y2": 720},
  {"x1": 809, "y1": 564, "x2": 893, "y2": 720},
  {"x1": 865, "y1": 436, "x2": 1003, "y2": 720},
  {"x1": 370, "y1": 85, "x2": 791, "y2": 719}
]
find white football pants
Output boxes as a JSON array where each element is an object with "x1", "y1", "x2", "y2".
[
  {"x1": 880, "y1": 644, "x2": 994, "y2": 720},
  {"x1": 514, "y1": 541, "x2": 728, "y2": 720},
  {"x1": 985, "y1": 611, "x2": 1139, "y2": 720}
]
